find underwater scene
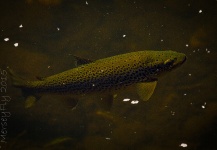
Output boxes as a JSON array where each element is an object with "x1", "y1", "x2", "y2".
[{"x1": 0, "y1": 0, "x2": 217, "y2": 149}]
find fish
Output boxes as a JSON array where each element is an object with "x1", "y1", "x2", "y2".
[{"x1": 8, "y1": 50, "x2": 186, "y2": 108}]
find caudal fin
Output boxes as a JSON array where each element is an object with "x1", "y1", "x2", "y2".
[
  {"x1": 7, "y1": 67, "x2": 40, "y2": 108},
  {"x1": 7, "y1": 67, "x2": 27, "y2": 88}
]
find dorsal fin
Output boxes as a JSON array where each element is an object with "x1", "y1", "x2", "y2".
[
  {"x1": 73, "y1": 55, "x2": 93, "y2": 67},
  {"x1": 36, "y1": 76, "x2": 46, "y2": 81}
]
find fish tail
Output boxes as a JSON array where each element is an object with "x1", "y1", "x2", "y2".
[
  {"x1": 8, "y1": 67, "x2": 39, "y2": 108},
  {"x1": 7, "y1": 67, "x2": 27, "y2": 88}
]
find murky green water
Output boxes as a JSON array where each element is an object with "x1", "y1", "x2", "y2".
[{"x1": 0, "y1": 0, "x2": 217, "y2": 149}]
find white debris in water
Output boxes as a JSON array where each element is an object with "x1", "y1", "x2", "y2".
[
  {"x1": 184, "y1": 93, "x2": 187, "y2": 96},
  {"x1": 57, "y1": 27, "x2": 60, "y2": 31},
  {"x1": 4, "y1": 38, "x2": 9, "y2": 41},
  {"x1": 47, "y1": 65, "x2": 51, "y2": 68},
  {"x1": 105, "y1": 137, "x2": 110, "y2": 140},
  {"x1": 123, "y1": 34, "x2": 126, "y2": 37},
  {"x1": 131, "y1": 100, "x2": 139, "y2": 104},
  {"x1": 14, "y1": 43, "x2": 18, "y2": 47},
  {"x1": 188, "y1": 73, "x2": 192, "y2": 76},
  {"x1": 202, "y1": 102, "x2": 206, "y2": 109},
  {"x1": 171, "y1": 111, "x2": 175, "y2": 116},
  {"x1": 205, "y1": 48, "x2": 210, "y2": 53},
  {"x1": 123, "y1": 98, "x2": 130, "y2": 102},
  {"x1": 86, "y1": 1, "x2": 88, "y2": 5},
  {"x1": 199, "y1": 10, "x2": 202, "y2": 13},
  {"x1": 180, "y1": 143, "x2": 188, "y2": 148},
  {"x1": 19, "y1": 24, "x2": 23, "y2": 28},
  {"x1": 185, "y1": 44, "x2": 189, "y2": 47},
  {"x1": 161, "y1": 39, "x2": 163, "y2": 42},
  {"x1": 92, "y1": 84, "x2": 95, "y2": 87}
]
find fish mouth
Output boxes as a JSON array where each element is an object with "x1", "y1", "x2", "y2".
[
  {"x1": 180, "y1": 55, "x2": 187, "y2": 64},
  {"x1": 174, "y1": 54, "x2": 187, "y2": 67}
]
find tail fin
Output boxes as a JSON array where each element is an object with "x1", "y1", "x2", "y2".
[
  {"x1": 7, "y1": 67, "x2": 40, "y2": 108},
  {"x1": 7, "y1": 67, "x2": 27, "y2": 88}
]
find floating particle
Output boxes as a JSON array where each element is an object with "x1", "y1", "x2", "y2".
[
  {"x1": 188, "y1": 73, "x2": 192, "y2": 76},
  {"x1": 123, "y1": 98, "x2": 130, "y2": 102},
  {"x1": 19, "y1": 24, "x2": 23, "y2": 28},
  {"x1": 184, "y1": 93, "x2": 187, "y2": 96},
  {"x1": 131, "y1": 100, "x2": 139, "y2": 104},
  {"x1": 207, "y1": 50, "x2": 210, "y2": 53},
  {"x1": 4, "y1": 38, "x2": 9, "y2": 41},
  {"x1": 199, "y1": 10, "x2": 202, "y2": 13},
  {"x1": 180, "y1": 143, "x2": 188, "y2": 148},
  {"x1": 123, "y1": 34, "x2": 126, "y2": 37},
  {"x1": 105, "y1": 137, "x2": 110, "y2": 140},
  {"x1": 161, "y1": 39, "x2": 163, "y2": 42},
  {"x1": 171, "y1": 111, "x2": 175, "y2": 116},
  {"x1": 202, "y1": 102, "x2": 206, "y2": 109},
  {"x1": 14, "y1": 43, "x2": 18, "y2": 47},
  {"x1": 47, "y1": 65, "x2": 51, "y2": 68},
  {"x1": 57, "y1": 27, "x2": 60, "y2": 31},
  {"x1": 86, "y1": 1, "x2": 88, "y2": 5},
  {"x1": 92, "y1": 84, "x2": 95, "y2": 87},
  {"x1": 185, "y1": 44, "x2": 189, "y2": 47}
]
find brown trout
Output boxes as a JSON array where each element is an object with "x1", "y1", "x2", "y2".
[{"x1": 9, "y1": 50, "x2": 186, "y2": 108}]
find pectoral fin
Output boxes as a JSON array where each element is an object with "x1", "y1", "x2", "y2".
[{"x1": 136, "y1": 81, "x2": 157, "y2": 101}]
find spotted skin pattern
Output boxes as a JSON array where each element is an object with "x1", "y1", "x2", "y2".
[{"x1": 17, "y1": 51, "x2": 186, "y2": 95}]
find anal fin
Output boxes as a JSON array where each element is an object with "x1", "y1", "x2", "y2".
[
  {"x1": 25, "y1": 96, "x2": 37, "y2": 108},
  {"x1": 25, "y1": 95, "x2": 41, "y2": 108}
]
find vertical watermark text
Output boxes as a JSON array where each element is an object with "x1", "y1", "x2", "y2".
[{"x1": 0, "y1": 69, "x2": 11, "y2": 149}]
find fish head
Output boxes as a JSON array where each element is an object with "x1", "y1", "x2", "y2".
[{"x1": 142, "y1": 50, "x2": 186, "y2": 78}]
